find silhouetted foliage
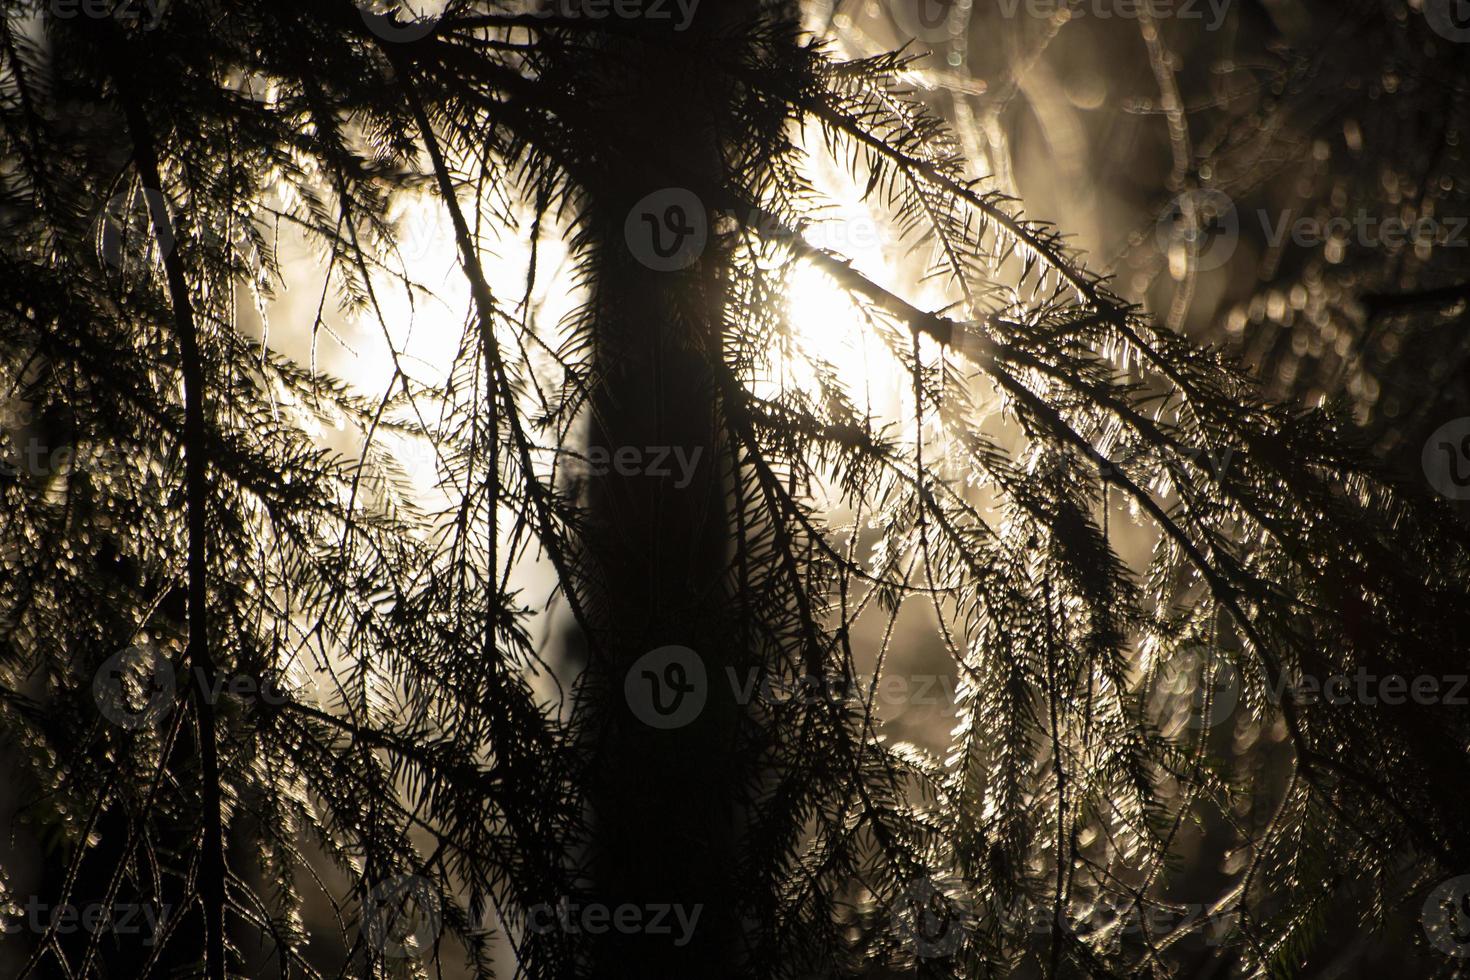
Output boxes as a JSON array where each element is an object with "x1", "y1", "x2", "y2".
[{"x1": 1, "y1": 1, "x2": 1468, "y2": 978}]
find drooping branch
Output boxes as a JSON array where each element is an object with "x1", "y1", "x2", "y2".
[{"x1": 107, "y1": 43, "x2": 228, "y2": 980}]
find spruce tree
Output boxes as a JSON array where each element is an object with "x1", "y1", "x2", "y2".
[{"x1": 1, "y1": 1, "x2": 1467, "y2": 978}]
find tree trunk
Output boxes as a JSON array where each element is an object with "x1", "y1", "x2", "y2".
[{"x1": 578, "y1": 4, "x2": 760, "y2": 976}]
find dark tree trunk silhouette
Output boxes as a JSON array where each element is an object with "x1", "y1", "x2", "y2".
[
  {"x1": 577, "y1": 6, "x2": 757, "y2": 975},
  {"x1": 107, "y1": 39, "x2": 227, "y2": 980}
]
